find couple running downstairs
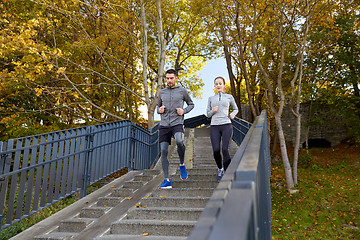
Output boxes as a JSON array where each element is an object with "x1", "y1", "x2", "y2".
[{"x1": 157, "y1": 69, "x2": 238, "y2": 189}]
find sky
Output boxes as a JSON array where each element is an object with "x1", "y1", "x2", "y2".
[{"x1": 154, "y1": 58, "x2": 228, "y2": 121}]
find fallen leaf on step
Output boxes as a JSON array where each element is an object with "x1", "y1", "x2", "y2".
[
  {"x1": 160, "y1": 195, "x2": 167, "y2": 198},
  {"x1": 141, "y1": 233, "x2": 149, "y2": 236},
  {"x1": 126, "y1": 197, "x2": 133, "y2": 200},
  {"x1": 84, "y1": 202, "x2": 88, "y2": 204},
  {"x1": 103, "y1": 205, "x2": 107, "y2": 207},
  {"x1": 110, "y1": 186, "x2": 116, "y2": 189},
  {"x1": 135, "y1": 203, "x2": 147, "y2": 208},
  {"x1": 144, "y1": 195, "x2": 151, "y2": 198}
]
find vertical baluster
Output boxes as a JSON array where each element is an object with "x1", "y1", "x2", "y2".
[
  {"x1": 47, "y1": 132, "x2": 59, "y2": 204},
  {"x1": 0, "y1": 141, "x2": 11, "y2": 228},
  {"x1": 40, "y1": 133, "x2": 52, "y2": 207},
  {"x1": 33, "y1": 135, "x2": 46, "y2": 211},
  {"x1": 67, "y1": 129, "x2": 76, "y2": 194},
  {"x1": 15, "y1": 137, "x2": 31, "y2": 219},
  {"x1": 110, "y1": 123, "x2": 115, "y2": 172},
  {"x1": 93, "y1": 126, "x2": 103, "y2": 179},
  {"x1": 7, "y1": 139, "x2": 22, "y2": 224},
  {"x1": 24, "y1": 136, "x2": 39, "y2": 216},
  {"x1": 72, "y1": 128, "x2": 82, "y2": 192},
  {"x1": 54, "y1": 132, "x2": 65, "y2": 200},
  {"x1": 90, "y1": 126, "x2": 97, "y2": 183},
  {"x1": 60, "y1": 130, "x2": 71, "y2": 198}
]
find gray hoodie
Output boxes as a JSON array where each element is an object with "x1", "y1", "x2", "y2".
[
  {"x1": 206, "y1": 92, "x2": 238, "y2": 125},
  {"x1": 157, "y1": 84, "x2": 194, "y2": 127}
]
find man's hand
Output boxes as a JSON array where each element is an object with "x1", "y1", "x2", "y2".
[
  {"x1": 176, "y1": 108, "x2": 184, "y2": 116},
  {"x1": 213, "y1": 106, "x2": 218, "y2": 112},
  {"x1": 159, "y1": 105, "x2": 166, "y2": 114},
  {"x1": 229, "y1": 113, "x2": 235, "y2": 119}
]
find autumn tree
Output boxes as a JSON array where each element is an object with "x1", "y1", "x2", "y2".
[
  {"x1": 305, "y1": 0, "x2": 360, "y2": 143},
  {"x1": 204, "y1": 0, "x2": 326, "y2": 189},
  {"x1": 1, "y1": 0, "x2": 218, "y2": 139}
]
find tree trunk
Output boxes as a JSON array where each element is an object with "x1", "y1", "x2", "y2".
[
  {"x1": 275, "y1": 114, "x2": 295, "y2": 189},
  {"x1": 235, "y1": 2, "x2": 258, "y2": 121},
  {"x1": 147, "y1": 106, "x2": 155, "y2": 128},
  {"x1": 220, "y1": 24, "x2": 242, "y2": 118},
  {"x1": 290, "y1": 0, "x2": 309, "y2": 185},
  {"x1": 140, "y1": 0, "x2": 151, "y2": 128},
  {"x1": 249, "y1": 3, "x2": 295, "y2": 189}
]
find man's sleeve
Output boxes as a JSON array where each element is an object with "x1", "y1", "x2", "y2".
[
  {"x1": 183, "y1": 89, "x2": 194, "y2": 114},
  {"x1": 156, "y1": 91, "x2": 162, "y2": 114}
]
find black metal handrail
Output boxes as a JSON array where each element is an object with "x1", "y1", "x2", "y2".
[{"x1": 0, "y1": 120, "x2": 159, "y2": 230}]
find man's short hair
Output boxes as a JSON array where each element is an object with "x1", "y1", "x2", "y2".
[{"x1": 165, "y1": 69, "x2": 178, "y2": 76}]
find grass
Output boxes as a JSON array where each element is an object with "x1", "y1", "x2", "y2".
[
  {"x1": 0, "y1": 168, "x2": 128, "y2": 240},
  {"x1": 271, "y1": 141, "x2": 360, "y2": 239}
]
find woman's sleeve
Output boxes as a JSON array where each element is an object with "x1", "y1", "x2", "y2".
[
  {"x1": 206, "y1": 97, "x2": 213, "y2": 117},
  {"x1": 230, "y1": 95, "x2": 239, "y2": 116}
]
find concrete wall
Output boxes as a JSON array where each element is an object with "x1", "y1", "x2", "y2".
[
  {"x1": 240, "y1": 103, "x2": 349, "y2": 147},
  {"x1": 281, "y1": 102, "x2": 349, "y2": 147}
]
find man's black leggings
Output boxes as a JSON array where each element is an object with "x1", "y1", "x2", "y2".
[{"x1": 210, "y1": 123, "x2": 233, "y2": 171}]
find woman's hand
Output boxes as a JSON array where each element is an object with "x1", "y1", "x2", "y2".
[
  {"x1": 213, "y1": 106, "x2": 218, "y2": 112},
  {"x1": 229, "y1": 113, "x2": 235, "y2": 119},
  {"x1": 176, "y1": 108, "x2": 184, "y2": 116}
]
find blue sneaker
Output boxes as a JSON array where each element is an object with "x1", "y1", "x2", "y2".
[
  {"x1": 216, "y1": 168, "x2": 224, "y2": 182},
  {"x1": 179, "y1": 164, "x2": 188, "y2": 180},
  {"x1": 158, "y1": 179, "x2": 172, "y2": 189}
]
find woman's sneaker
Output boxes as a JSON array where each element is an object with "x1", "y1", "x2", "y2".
[
  {"x1": 158, "y1": 179, "x2": 172, "y2": 189},
  {"x1": 179, "y1": 164, "x2": 188, "y2": 180},
  {"x1": 216, "y1": 168, "x2": 224, "y2": 182}
]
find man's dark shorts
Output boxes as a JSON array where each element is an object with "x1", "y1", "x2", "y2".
[{"x1": 159, "y1": 124, "x2": 184, "y2": 144}]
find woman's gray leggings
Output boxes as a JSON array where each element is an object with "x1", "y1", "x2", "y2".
[{"x1": 160, "y1": 132, "x2": 185, "y2": 179}]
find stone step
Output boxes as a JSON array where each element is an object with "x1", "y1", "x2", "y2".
[
  {"x1": 143, "y1": 169, "x2": 161, "y2": 176},
  {"x1": 94, "y1": 234, "x2": 187, "y2": 240},
  {"x1": 139, "y1": 197, "x2": 209, "y2": 208},
  {"x1": 97, "y1": 196, "x2": 123, "y2": 207},
  {"x1": 110, "y1": 188, "x2": 134, "y2": 197},
  {"x1": 176, "y1": 168, "x2": 216, "y2": 175},
  {"x1": 171, "y1": 180, "x2": 218, "y2": 188},
  {"x1": 110, "y1": 219, "x2": 197, "y2": 236},
  {"x1": 133, "y1": 175, "x2": 154, "y2": 181},
  {"x1": 79, "y1": 206, "x2": 110, "y2": 218},
  {"x1": 122, "y1": 181, "x2": 146, "y2": 189},
  {"x1": 191, "y1": 174, "x2": 218, "y2": 181},
  {"x1": 152, "y1": 188, "x2": 214, "y2": 198},
  {"x1": 58, "y1": 218, "x2": 93, "y2": 233},
  {"x1": 183, "y1": 174, "x2": 217, "y2": 181},
  {"x1": 125, "y1": 207, "x2": 203, "y2": 221},
  {"x1": 194, "y1": 163, "x2": 218, "y2": 168},
  {"x1": 34, "y1": 232, "x2": 75, "y2": 240}
]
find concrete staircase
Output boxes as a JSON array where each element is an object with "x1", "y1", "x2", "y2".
[{"x1": 13, "y1": 127, "x2": 238, "y2": 240}]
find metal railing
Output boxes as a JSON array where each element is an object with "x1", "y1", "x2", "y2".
[
  {"x1": 189, "y1": 110, "x2": 271, "y2": 240},
  {"x1": 0, "y1": 120, "x2": 159, "y2": 230},
  {"x1": 184, "y1": 114, "x2": 252, "y2": 143}
]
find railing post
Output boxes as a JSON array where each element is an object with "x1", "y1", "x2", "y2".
[
  {"x1": 81, "y1": 126, "x2": 94, "y2": 198},
  {"x1": 0, "y1": 142, "x2": 5, "y2": 182},
  {"x1": 129, "y1": 124, "x2": 135, "y2": 170}
]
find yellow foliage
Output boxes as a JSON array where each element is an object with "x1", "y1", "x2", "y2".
[
  {"x1": 56, "y1": 67, "x2": 66, "y2": 75},
  {"x1": 34, "y1": 88, "x2": 42, "y2": 97}
]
